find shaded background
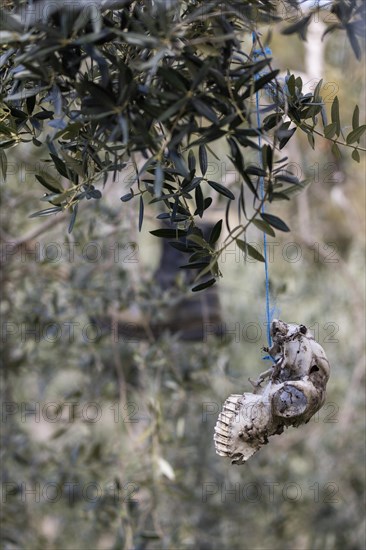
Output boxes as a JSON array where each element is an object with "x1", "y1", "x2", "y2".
[{"x1": 1, "y1": 11, "x2": 365, "y2": 550}]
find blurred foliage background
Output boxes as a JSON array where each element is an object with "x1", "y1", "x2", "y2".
[{"x1": 1, "y1": 2, "x2": 366, "y2": 550}]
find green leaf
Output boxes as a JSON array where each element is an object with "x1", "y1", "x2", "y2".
[
  {"x1": 180, "y1": 262, "x2": 210, "y2": 270},
  {"x1": 192, "y1": 278, "x2": 216, "y2": 292},
  {"x1": 260, "y1": 212, "x2": 290, "y2": 232},
  {"x1": 0, "y1": 149, "x2": 7, "y2": 180},
  {"x1": 196, "y1": 257, "x2": 220, "y2": 279},
  {"x1": 0, "y1": 123, "x2": 13, "y2": 137},
  {"x1": 207, "y1": 180, "x2": 235, "y2": 200},
  {"x1": 286, "y1": 74, "x2": 296, "y2": 97},
  {"x1": 345, "y1": 24, "x2": 361, "y2": 61},
  {"x1": 60, "y1": 151, "x2": 83, "y2": 177},
  {"x1": 192, "y1": 98, "x2": 219, "y2": 125},
  {"x1": 121, "y1": 191, "x2": 134, "y2": 202},
  {"x1": 169, "y1": 241, "x2": 195, "y2": 253},
  {"x1": 271, "y1": 192, "x2": 291, "y2": 201},
  {"x1": 242, "y1": 70, "x2": 280, "y2": 100},
  {"x1": 188, "y1": 149, "x2": 196, "y2": 172},
  {"x1": 346, "y1": 125, "x2": 366, "y2": 144},
  {"x1": 82, "y1": 82, "x2": 116, "y2": 109},
  {"x1": 194, "y1": 185, "x2": 204, "y2": 217},
  {"x1": 252, "y1": 218, "x2": 275, "y2": 237},
  {"x1": 331, "y1": 142, "x2": 341, "y2": 160},
  {"x1": 202, "y1": 197, "x2": 213, "y2": 212},
  {"x1": 191, "y1": 57, "x2": 215, "y2": 88},
  {"x1": 169, "y1": 151, "x2": 189, "y2": 177},
  {"x1": 275, "y1": 173, "x2": 300, "y2": 185},
  {"x1": 295, "y1": 76, "x2": 303, "y2": 93},
  {"x1": 157, "y1": 97, "x2": 187, "y2": 122},
  {"x1": 282, "y1": 14, "x2": 311, "y2": 40},
  {"x1": 186, "y1": 234, "x2": 210, "y2": 248},
  {"x1": 313, "y1": 79, "x2": 323, "y2": 102},
  {"x1": 324, "y1": 122, "x2": 337, "y2": 139},
  {"x1": 331, "y1": 96, "x2": 340, "y2": 136},
  {"x1": 52, "y1": 122, "x2": 79, "y2": 140},
  {"x1": 49, "y1": 154, "x2": 69, "y2": 179},
  {"x1": 263, "y1": 113, "x2": 281, "y2": 131},
  {"x1": 150, "y1": 229, "x2": 188, "y2": 238},
  {"x1": 10, "y1": 108, "x2": 27, "y2": 119},
  {"x1": 209, "y1": 220, "x2": 222, "y2": 245},
  {"x1": 307, "y1": 132, "x2": 315, "y2": 149},
  {"x1": 239, "y1": 183, "x2": 247, "y2": 220},
  {"x1": 40, "y1": 192, "x2": 67, "y2": 203},
  {"x1": 35, "y1": 175, "x2": 61, "y2": 194},
  {"x1": 189, "y1": 128, "x2": 227, "y2": 147},
  {"x1": 154, "y1": 164, "x2": 164, "y2": 197},
  {"x1": 5, "y1": 86, "x2": 48, "y2": 101},
  {"x1": 228, "y1": 138, "x2": 247, "y2": 188},
  {"x1": 241, "y1": 171, "x2": 258, "y2": 198},
  {"x1": 29, "y1": 206, "x2": 63, "y2": 218},
  {"x1": 139, "y1": 196, "x2": 144, "y2": 232},
  {"x1": 264, "y1": 144, "x2": 273, "y2": 172},
  {"x1": 277, "y1": 123, "x2": 296, "y2": 149},
  {"x1": 237, "y1": 239, "x2": 265, "y2": 262},
  {"x1": 234, "y1": 58, "x2": 270, "y2": 91},
  {"x1": 320, "y1": 106, "x2": 328, "y2": 128},
  {"x1": 158, "y1": 67, "x2": 189, "y2": 92},
  {"x1": 351, "y1": 148, "x2": 360, "y2": 163},
  {"x1": 246, "y1": 166, "x2": 266, "y2": 177},
  {"x1": 0, "y1": 139, "x2": 17, "y2": 149},
  {"x1": 352, "y1": 105, "x2": 359, "y2": 130},
  {"x1": 199, "y1": 144, "x2": 208, "y2": 176},
  {"x1": 188, "y1": 251, "x2": 210, "y2": 262},
  {"x1": 225, "y1": 198, "x2": 231, "y2": 235},
  {"x1": 34, "y1": 109, "x2": 53, "y2": 120},
  {"x1": 68, "y1": 204, "x2": 78, "y2": 234}
]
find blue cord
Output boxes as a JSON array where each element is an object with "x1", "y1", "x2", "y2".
[{"x1": 252, "y1": 33, "x2": 273, "y2": 348}]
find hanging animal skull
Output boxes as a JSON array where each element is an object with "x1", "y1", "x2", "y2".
[{"x1": 214, "y1": 319, "x2": 330, "y2": 464}]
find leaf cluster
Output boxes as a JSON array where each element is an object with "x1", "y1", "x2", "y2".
[{"x1": 0, "y1": 0, "x2": 365, "y2": 289}]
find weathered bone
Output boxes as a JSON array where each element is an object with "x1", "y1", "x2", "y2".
[{"x1": 214, "y1": 319, "x2": 330, "y2": 464}]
